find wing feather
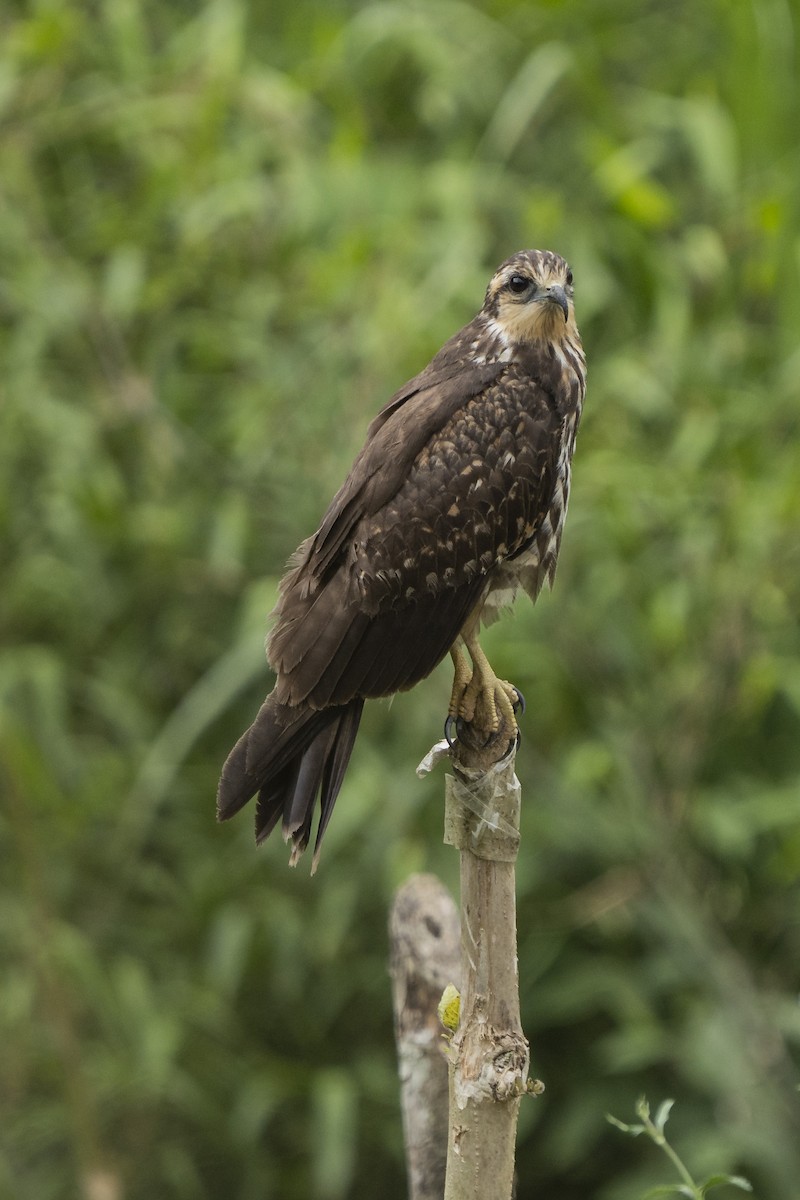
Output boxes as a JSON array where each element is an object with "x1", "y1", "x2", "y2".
[
  {"x1": 269, "y1": 366, "x2": 564, "y2": 710},
  {"x1": 302, "y1": 355, "x2": 505, "y2": 583}
]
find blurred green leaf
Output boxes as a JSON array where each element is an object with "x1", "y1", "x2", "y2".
[
  {"x1": 700, "y1": 1176, "x2": 753, "y2": 1195},
  {"x1": 641, "y1": 1188, "x2": 692, "y2": 1200},
  {"x1": 607, "y1": 1113, "x2": 645, "y2": 1137},
  {"x1": 654, "y1": 1098, "x2": 675, "y2": 1135}
]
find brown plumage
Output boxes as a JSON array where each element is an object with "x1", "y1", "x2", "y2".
[{"x1": 217, "y1": 249, "x2": 586, "y2": 869}]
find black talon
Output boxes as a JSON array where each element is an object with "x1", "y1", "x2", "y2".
[
  {"x1": 444, "y1": 715, "x2": 459, "y2": 748},
  {"x1": 512, "y1": 686, "x2": 526, "y2": 715}
]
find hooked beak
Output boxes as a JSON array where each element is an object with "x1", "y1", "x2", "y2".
[{"x1": 536, "y1": 284, "x2": 569, "y2": 322}]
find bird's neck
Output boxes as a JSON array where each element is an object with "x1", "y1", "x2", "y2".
[{"x1": 472, "y1": 313, "x2": 584, "y2": 371}]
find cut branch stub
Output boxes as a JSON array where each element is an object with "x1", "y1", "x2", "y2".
[{"x1": 390, "y1": 874, "x2": 461, "y2": 1200}]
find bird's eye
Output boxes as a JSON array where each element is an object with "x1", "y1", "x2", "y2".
[
  {"x1": 507, "y1": 274, "x2": 531, "y2": 294},
  {"x1": 565, "y1": 268, "x2": 574, "y2": 287}
]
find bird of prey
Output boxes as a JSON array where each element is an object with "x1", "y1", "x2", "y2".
[{"x1": 217, "y1": 249, "x2": 586, "y2": 870}]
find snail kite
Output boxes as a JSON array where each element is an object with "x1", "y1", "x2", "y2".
[{"x1": 217, "y1": 249, "x2": 586, "y2": 869}]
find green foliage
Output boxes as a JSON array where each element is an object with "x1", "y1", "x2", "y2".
[
  {"x1": 608, "y1": 1098, "x2": 752, "y2": 1198},
  {"x1": 1, "y1": 0, "x2": 799, "y2": 1197}
]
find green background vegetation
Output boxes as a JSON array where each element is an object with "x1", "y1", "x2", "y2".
[{"x1": 2, "y1": 0, "x2": 799, "y2": 1196}]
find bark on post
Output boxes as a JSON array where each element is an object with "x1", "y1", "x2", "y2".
[
  {"x1": 442, "y1": 717, "x2": 531, "y2": 1200},
  {"x1": 390, "y1": 874, "x2": 461, "y2": 1200}
]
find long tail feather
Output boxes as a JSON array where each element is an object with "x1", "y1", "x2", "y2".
[
  {"x1": 312, "y1": 700, "x2": 364, "y2": 871},
  {"x1": 216, "y1": 692, "x2": 364, "y2": 868}
]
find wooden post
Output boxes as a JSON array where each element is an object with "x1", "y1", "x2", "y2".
[
  {"x1": 390, "y1": 874, "x2": 461, "y2": 1200},
  {"x1": 442, "y1": 720, "x2": 531, "y2": 1200}
]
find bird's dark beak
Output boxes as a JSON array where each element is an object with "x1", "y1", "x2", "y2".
[{"x1": 536, "y1": 284, "x2": 569, "y2": 322}]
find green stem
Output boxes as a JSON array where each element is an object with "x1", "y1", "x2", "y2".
[{"x1": 644, "y1": 1114, "x2": 700, "y2": 1197}]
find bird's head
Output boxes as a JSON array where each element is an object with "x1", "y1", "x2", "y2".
[{"x1": 482, "y1": 249, "x2": 577, "y2": 345}]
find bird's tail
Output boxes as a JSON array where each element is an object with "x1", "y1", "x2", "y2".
[{"x1": 216, "y1": 692, "x2": 364, "y2": 871}]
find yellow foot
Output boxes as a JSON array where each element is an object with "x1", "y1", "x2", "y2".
[
  {"x1": 458, "y1": 672, "x2": 520, "y2": 735},
  {"x1": 446, "y1": 636, "x2": 524, "y2": 745}
]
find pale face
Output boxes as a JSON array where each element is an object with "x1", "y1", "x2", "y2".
[{"x1": 484, "y1": 250, "x2": 577, "y2": 344}]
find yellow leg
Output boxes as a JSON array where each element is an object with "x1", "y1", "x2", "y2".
[
  {"x1": 448, "y1": 641, "x2": 472, "y2": 719},
  {"x1": 448, "y1": 620, "x2": 521, "y2": 737}
]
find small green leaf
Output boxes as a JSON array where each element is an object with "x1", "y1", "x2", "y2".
[
  {"x1": 642, "y1": 1185, "x2": 688, "y2": 1199},
  {"x1": 654, "y1": 1098, "x2": 675, "y2": 1133},
  {"x1": 606, "y1": 1113, "x2": 644, "y2": 1136},
  {"x1": 700, "y1": 1175, "x2": 752, "y2": 1195}
]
